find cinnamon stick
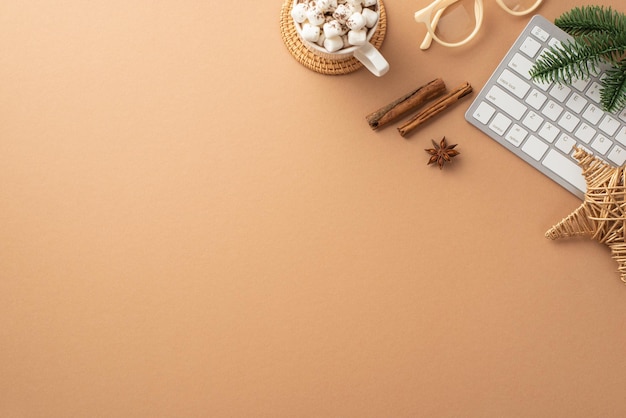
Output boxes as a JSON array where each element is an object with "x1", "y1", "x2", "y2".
[
  {"x1": 366, "y1": 78, "x2": 446, "y2": 130},
  {"x1": 397, "y1": 82, "x2": 473, "y2": 138}
]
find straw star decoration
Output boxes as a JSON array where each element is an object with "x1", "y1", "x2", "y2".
[{"x1": 546, "y1": 147, "x2": 626, "y2": 283}]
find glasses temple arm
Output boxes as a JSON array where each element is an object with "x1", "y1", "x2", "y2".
[{"x1": 419, "y1": 7, "x2": 444, "y2": 50}]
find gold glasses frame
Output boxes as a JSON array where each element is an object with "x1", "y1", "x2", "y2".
[{"x1": 414, "y1": 0, "x2": 543, "y2": 50}]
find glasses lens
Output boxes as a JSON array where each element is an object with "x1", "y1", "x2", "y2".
[
  {"x1": 500, "y1": 0, "x2": 538, "y2": 14},
  {"x1": 430, "y1": 0, "x2": 477, "y2": 45}
]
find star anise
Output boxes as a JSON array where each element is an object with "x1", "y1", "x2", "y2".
[{"x1": 425, "y1": 137, "x2": 459, "y2": 169}]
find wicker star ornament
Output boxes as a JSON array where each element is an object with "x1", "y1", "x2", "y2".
[{"x1": 546, "y1": 147, "x2": 626, "y2": 283}]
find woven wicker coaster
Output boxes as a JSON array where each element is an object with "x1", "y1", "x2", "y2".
[{"x1": 279, "y1": 0, "x2": 387, "y2": 75}]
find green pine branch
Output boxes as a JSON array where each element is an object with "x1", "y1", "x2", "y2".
[
  {"x1": 530, "y1": 31, "x2": 626, "y2": 83},
  {"x1": 602, "y1": 59, "x2": 626, "y2": 112},
  {"x1": 529, "y1": 6, "x2": 626, "y2": 113},
  {"x1": 555, "y1": 5, "x2": 626, "y2": 37}
]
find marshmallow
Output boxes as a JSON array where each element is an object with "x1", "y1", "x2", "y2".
[
  {"x1": 362, "y1": 7, "x2": 378, "y2": 28},
  {"x1": 348, "y1": 28, "x2": 367, "y2": 45},
  {"x1": 341, "y1": 34, "x2": 350, "y2": 48},
  {"x1": 346, "y1": 12, "x2": 366, "y2": 30},
  {"x1": 362, "y1": 0, "x2": 377, "y2": 6},
  {"x1": 315, "y1": 0, "x2": 333, "y2": 11},
  {"x1": 348, "y1": 3, "x2": 362, "y2": 13},
  {"x1": 324, "y1": 36, "x2": 344, "y2": 52},
  {"x1": 323, "y1": 20, "x2": 343, "y2": 38},
  {"x1": 291, "y1": 3, "x2": 308, "y2": 23},
  {"x1": 315, "y1": 32, "x2": 326, "y2": 47},
  {"x1": 332, "y1": 4, "x2": 352, "y2": 23},
  {"x1": 302, "y1": 23, "x2": 321, "y2": 42},
  {"x1": 306, "y1": 7, "x2": 326, "y2": 26}
]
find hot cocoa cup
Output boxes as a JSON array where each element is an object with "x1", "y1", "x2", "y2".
[{"x1": 291, "y1": 0, "x2": 389, "y2": 77}]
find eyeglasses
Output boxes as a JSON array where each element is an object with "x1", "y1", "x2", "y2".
[{"x1": 414, "y1": 0, "x2": 543, "y2": 50}]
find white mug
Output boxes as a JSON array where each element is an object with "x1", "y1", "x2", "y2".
[{"x1": 291, "y1": 0, "x2": 389, "y2": 77}]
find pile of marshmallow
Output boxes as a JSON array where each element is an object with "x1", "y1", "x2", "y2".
[{"x1": 291, "y1": 0, "x2": 379, "y2": 53}]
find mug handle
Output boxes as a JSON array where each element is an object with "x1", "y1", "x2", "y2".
[{"x1": 353, "y1": 43, "x2": 389, "y2": 77}]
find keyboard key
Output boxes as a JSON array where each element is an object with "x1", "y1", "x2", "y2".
[
  {"x1": 619, "y1": 108, "x2": 626, "y2": 123},
  {"x1": 582, "y1": 103, "x2": 603, "y2": 124},
  {"x1": 591, "y1": 135, "x2": 613, "y2": 155},
  {"x1": 542, "y1": 100, "x2": 563, "y2": 121},
  {"x1": 571, "y1": 78, "x2": 591, "y2": 92},
  {"x1": 522, "y1": 110, "x2": 543, "y2": 131},
  {"x1": 550, "y1": 84, "x2": 571, "y2": 102},
  {"x1": 472, "y1": 101, "x2": 496, "y2": 124},
  {"x1": 522, "y1": 135, "x2": 549, "y2": 161},
  {"x1": 558, "y1": 111, "x2": 580, "y2": 133},
  {"x1": 556, "y1": 133, "x2": 576, "y2": 154},
  {"x1": 520, "y1": 36, "x2": 542, "y2": 57},
  {"x1": 486, "y1": 85, "x2": 527, "y2": 120},
  {"x1": 526, "y1": 89, "x2": 547, "y2": 109},
  {"x1": 531, "y1": 25, "x2": 550, "y2": 42},
  {"x1": 599, "y1": 115, "x2": 620, "y2": 136},
  {"x1": 565, "y1": 92, "x2": 587, "y2": 113},
  {"x1": 542, "y1": 149, "x2": 586, "y2": 193},
  {"x1": 536, "y1": 81, "x2": 552, "y2": 92},
  {"x1": 548, "y1": 38, "x2": 561, "y2": 48},
  {"x1": 538, "y1": 121, "x2": 559, "y2": 143},
  {"x1": 489, "y1": 113, "x2": 512, "y2": 136},
  {"x1": 586, "y1": 82, "x2": 602, "y2": 103},
  {"x1": 616, "y1": 127, "x2": 626, "y2": 146},
  {"x1": 574, "y1": 123, "x2": 596, "y2": 144},
  {"x1": 497, "y1": 69, "x2": 531, "y2": 99},
  {"x1": 608, "y1": 145, "x2": 626, "y2": 166},
  {"x1": 532, "y1": 57, "x2": 552, "y2": 91},
  {"x1": 508, "y1": 53, "x2": 533, "y2": 79},
  {"x1": 506, "y1": 124, "x2": 528, "y2": 147}
]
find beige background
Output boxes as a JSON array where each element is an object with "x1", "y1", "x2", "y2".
[{"x1": 2, "y1": 0, "x2": 626, "y2": 416}]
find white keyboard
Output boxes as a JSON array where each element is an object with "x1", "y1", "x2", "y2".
[{"x1": 466, "y1": 15, "x2": 626, "y2": 199}]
